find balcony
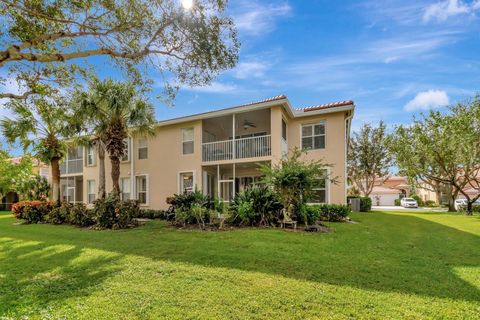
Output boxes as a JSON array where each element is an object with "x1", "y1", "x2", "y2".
[
  {"x1": 60, "y1": 147, "x2": 83, "y2": 175},
  {"x1": 202, "y1": 108, "x2": 271, "y2": 162},
  {"x1": 202, "y1": 135, "x2": 271, "y2": 162}
]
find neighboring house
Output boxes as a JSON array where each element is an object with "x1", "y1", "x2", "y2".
[
  {"x1": 59, "y1": 95, "x2": 354, "y2": 209},
  {"x1": 417, "y1": 181, "x2": 479, "y2": 205},
  {"x1": 368, "y1": 176, "x2": 411, "y2": 206}
]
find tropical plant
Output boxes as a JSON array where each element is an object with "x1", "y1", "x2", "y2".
[
  {"x1": 348, "y1": 121, "x2": 392, "y2": 197},
  {"x1": 11, "y1": 200, "x2": 54, "y2": 223},
  {"x1": 73, "y1": 79, "x2": 156, "y2": 198},
  {"x1": 1, "y1": 96, "x2": 80, "y2": 202},
  {"x1": 231, "y1": 186, "x2": 283, "y2": 226},
  {"x1": 259, "y1": 148, "x2": 334, "y2": 219},
  {"x1": 1, "y1": 0, "x2": 239, "y2": 104}
]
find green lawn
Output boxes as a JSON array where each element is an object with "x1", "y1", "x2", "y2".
[{"x1": 1, "y1": 210, "x2": 480, "y2": 319}]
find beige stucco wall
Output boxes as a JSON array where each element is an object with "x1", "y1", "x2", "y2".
[
  {"x1": 284, "y1": 109, "x2": 347, "y2": 204},
  {"x1": 70, "y1": 103, "x2": 349, "y2": 209}
]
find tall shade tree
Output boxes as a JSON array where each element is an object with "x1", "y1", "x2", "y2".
[
  {"x1": 1, "y1": 97, "x2": 79, "y2": 202},
  {"x1": 0, "y1": 148, "x2": 33, "y2": 200},
  {"x1": 388, "y1": 97, "x2": 480, "y2": 214},
  {"x1": 0, "y1": 0, "x2": 239, "y2": 102},
  {"x1": 73, "y1": 79, "x2": 156, "y2": 198},
  {"x1": 348, "y1": 121, "x2": 392, "y2": 197}
]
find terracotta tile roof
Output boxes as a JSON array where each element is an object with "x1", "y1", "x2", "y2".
[
  {"x1": 239, "y1": 95, "x2": 287, "y2": 108},
  {"x1": 297, "y1": 100, "x2": 354, "y2": 112}
]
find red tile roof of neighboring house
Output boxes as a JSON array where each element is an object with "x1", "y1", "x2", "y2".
[{"x1": 297, "y1": 100, "x2": 354, "y2": 112}]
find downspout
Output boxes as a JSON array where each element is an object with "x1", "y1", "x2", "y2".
[
  {"x1": 130, "y1": 137, "x2": 135, "y2": 200},
  {"x1": 345, "y1": 109, "x2": 354, "y2": 202}
]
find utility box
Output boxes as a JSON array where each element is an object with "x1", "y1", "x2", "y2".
[{"x1": 349, "y1": 198, "x2": 361, "y2": 212}]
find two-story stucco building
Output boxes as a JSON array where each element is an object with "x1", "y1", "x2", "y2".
[{"x1": 59, "y1": 95, "x2": 354, "y2": 209}]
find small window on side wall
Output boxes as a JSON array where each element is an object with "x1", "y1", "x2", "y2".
[
  {"x1": 87, "y1": 180, "x2": 96, "y2": 204},
  {"x1": 136, "y1": 175, "x2": 148, "y2": 204},
  {"x1": 282, "y1": 119, "x2": 287, "y2": 141},
  {"x1": 311, "y1": 170, "x2": 328, "y2": 204},
  {"x1": 86, "y1": 146, "x2": 96, "y2": 166},
  {"x1": 182, "y1": 128, "x2": 194, "y2": 155},
  {"x1": 301, "y1": 122, "x2": 325, "y2": 150},
  {"x1": 179, "y1": 172, "x2": 194, "y2": 194},
  {"x1": 138, "y1": 138, "x2": 148, "y2": 160}
]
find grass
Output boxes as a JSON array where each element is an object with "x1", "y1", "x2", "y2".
[{"x1": 1, "y1": 210, "x2": 480, "y2": 319}]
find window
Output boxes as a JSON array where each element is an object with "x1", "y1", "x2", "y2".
[
  {"x1": 182, "y1": 128, "x2": 194, "y2": 155},
  {"x1": 311, "y1": 170, "x2": 327, "y2": 204},
  {"x1": 121, "y1": 138, "x2": 131, "y2": 162},
  {"x1": 179, "y1": 172, "x2": 194, "y2": 194},
  {"x1": 136, "y1": 175, "x2": 148, "y2": 204},
  {"x1": 86, "y1": 146, "x2": 96, "y2": 166},
  {"x1": 120, "y1": 177, "x2": 131, "y2": 201},
  {"x1": 301, "y1": 122, "x2": 325, "y2": 150},
  {"x1": 282, "y1": 119, "x2": 287, "y2": 141},
  {"x1": 87, "y1": 180, "x2": 96, "y2": 204},
  {"x1": 138, "y1": 138, "x2": 148, "y2": 160}
]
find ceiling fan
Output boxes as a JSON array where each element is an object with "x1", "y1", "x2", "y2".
[{"x1": 243, "y1": 119, "x2": 256, "y2": 130}]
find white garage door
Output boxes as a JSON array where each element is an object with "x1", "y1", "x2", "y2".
[{"x1": 370, "y1": 194, "x2": 399, "y2": 206}]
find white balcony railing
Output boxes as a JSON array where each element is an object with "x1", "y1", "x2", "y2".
[{"x1": 202, "y1": 135, "x2": 271, "y2": 162}]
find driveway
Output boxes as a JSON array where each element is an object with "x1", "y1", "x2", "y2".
[{"x1": 372, "y1": 206, "x2": 447, "y2": 212}]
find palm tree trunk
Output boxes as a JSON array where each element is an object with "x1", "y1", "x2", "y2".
[
  {"x1": 50, "y1": 157, "x2": 61, "y2": 203},
  {"x1": 110, "y1": 155, "x2": 121, "y2": 199},
  {"x1": 98, "y1": 145, "x2": 106, "y2": 199}
]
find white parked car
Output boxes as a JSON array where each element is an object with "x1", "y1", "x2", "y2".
[
  {"x1": 400, "y1": 198, "x2": 418, "y2": 208},
  {"x1": 454, "y1": 199, "x2": 468, "y2": 211}
]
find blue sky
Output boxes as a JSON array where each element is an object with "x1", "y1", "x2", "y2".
[
  {"x1": 1, "y1": 0, "x2": 480, "y2": 152},
  {"x1": 163, "y1": 0, "x2": 480, "y2": 132}
]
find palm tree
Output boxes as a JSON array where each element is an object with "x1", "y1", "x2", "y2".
[
  {"x1": 73, "y1": 78, "x2": 156, "y2": 198},
  {"x1": 1, "y1": 97, "x2": 79, "y2": 202}
]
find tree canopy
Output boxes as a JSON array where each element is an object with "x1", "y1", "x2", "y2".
[
  {"x1": 0, "y1": 148, "x2": 33, "y2": 198},
  {"x1": 389, "y1": 96, "x2": 480, "y2": 213},
  {"x1": 0, "y1": 0, "x2": 239, "y2": 101},
  {"x1": 348, "y1": 121, "x2": 392, "y2": 197}
]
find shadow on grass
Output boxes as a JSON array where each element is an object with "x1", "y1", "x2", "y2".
[
  {"x1": 0, "y1": 235, "x2": 121, "y2": 316},
  {"x1": 1, "y1": 211, "x2": 479, "y2": 305}
]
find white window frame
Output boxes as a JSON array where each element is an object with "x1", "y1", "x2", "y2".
[
  {"x1": 309, "y1": 169, "x2": 329, "y2": 204},
  {"x1": 178, "y1": 170, "x2": 196, "y2": 194},
  {"x1": 135, "y1": 174, "x2": 149, "y2": 206},
  {"x1": 301, "y1": 121, "x2": 326, "y2": 150},
  {"x1": 120, "y1": 177, "x2": 131, "y2": 201},
  {"x1": 138, "y1": 138, "x2": 148, "y2": 160},
  {"x1": 121, "y1": 138, "x2": 131, "y2": 162},
  {"x1": 281, "y1": 118, "x2": 287, "y2": 142},
  {"x1": 182, "y1": 127, "x2": 195, "y2": 155},
  {"x1": 87, "y1": 179, "x2": 96, "y2": 204},
  {"x1": 85, "y1": 146, "x2": 96, "y2": 167}
]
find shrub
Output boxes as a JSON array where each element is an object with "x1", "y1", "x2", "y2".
[
  {"x1": 174, "y1": 208, "x2": 188, "y2": 227},
  {"x1": 68, "y1": 203, "x2": 94, "y2": 227},
  {"x1": 11, "y1": 200, "x2": 53, "y2": 223},
  {"x1": 138, "y1": 209, "x2": 166, "y2": 220},
  {"x1": 360, "y1": 197, "x2": 372, "y2": 212},
  {"x1": 46, "y1": 202, "x2": 71, "y2": 224},
  {"x1": 424, "y1": 200, "x2": 437, "y2": 207},
  {"x1": 294, "y1": 203, "x2": 320, "y2": 225},
  {"x1": 318, "y1": 204, "x2": 351, "y2": 222},
  {"x1": 92, "y1": 196, "x2": 139, "y2": 229},
  {"x1": 394, "y1": 199, "x2": 401, "y2": 206},
  {"x1": 231, "y1": 186, "x2": 283, "y2": 226},
  {"x1": 169, "y1": 190, "x2": 213, "y2": 212}
]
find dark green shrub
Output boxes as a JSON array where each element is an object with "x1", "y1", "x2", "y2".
[
  {"x1": 92, "y1": 196, "x2": 139, "y2": 229},
  {"x1": 360, "y1": 197, "x2": 372, "y2": 212},
  {"x1": 11, "y1": 200, "x2": 53, "y2": 223},
  {"x1": 138, "y1": 209, "x2": 166, "y2": 219},
  {"x1": 231, "y1": 186, "x2": 283, "y2": 226},
  {"x1": 294, "y1": 203, "x2": 321, "y2": 225},
  {"x1": 46, "y1": 202, "x2": 71, "y2": 224},
  {"x1": 318, "y1": 204, "x2": 351, "y2": 221},
  {"x1": 68, "y1": 204, "x2": 94, "y2": 227},
  {"x1": 169, "y1": 190, "x2": 213, "y2": 212},
  {"x1": 394, "y1": 199, "x2": 401, "y2": 206}
]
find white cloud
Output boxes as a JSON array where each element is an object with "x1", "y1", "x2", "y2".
[
  {"x1": 404, "y1": 90, "x2": 450, "y2": 111},
  {"x1": 232, "y1": 61, "x2": 269, "y2": 79},
  {"x1": 233, "y1": 1, "x2": 291, "y2": 36},
  {"x1": 423, "y1": 0, "x2": 480, "y2": 22},
  {"x1": 184, "y1": 82, "x2": 237, "y2": 93}
]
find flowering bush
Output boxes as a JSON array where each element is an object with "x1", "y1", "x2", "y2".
[{"x1": 11, "y1": 200, "x2": 53, "y2": 223}]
